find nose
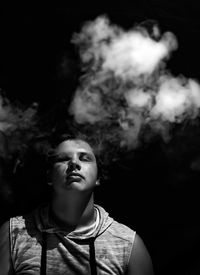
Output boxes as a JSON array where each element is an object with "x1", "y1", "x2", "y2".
[{"x1": 66, "y1": 159, "x2": 81, "y2": 172}]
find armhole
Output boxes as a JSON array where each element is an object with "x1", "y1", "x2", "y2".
[
  {"x1": 124, "y1": 230, "x2": 136, "y2": 273},
  {"x1": 9, "y1": 219, "x2": 15, "y2": 272}
]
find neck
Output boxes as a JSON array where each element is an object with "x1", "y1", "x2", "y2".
[{"x1": 50, "y1": 191, "x2": 95, "y2": 230}]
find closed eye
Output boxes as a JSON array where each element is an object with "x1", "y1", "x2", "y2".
[
  {"x1": 54, "y1": 154, "x2": 70, "y2": 163},
  {"x1": 79, "y1": 153, "x2": 94, "y2": 162}
]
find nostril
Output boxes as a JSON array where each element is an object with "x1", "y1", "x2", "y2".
[{"x1": 67, "y1": 161, "x2": 80, "y2": 172}]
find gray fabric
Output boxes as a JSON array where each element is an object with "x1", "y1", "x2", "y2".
[{"x1": 10, "y1": 204, "x2": 136, "y2": 274}]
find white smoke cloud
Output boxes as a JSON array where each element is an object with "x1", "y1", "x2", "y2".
[
  {"x1": 69, "y1": 88, "x2": 105, "y2": 124},
  {"x1": 69, "y1": 15, "x2": 200, "y2": 149},
  {"x1": 0, "y1": 95, "x2": 13, "y2": 132},
  {"x1": 101, "y1": 31, "x2": 176, "y2": 79},
  {"x1": 73, "y1": 16, "x2": 177, "y2": 80},
  {"x1": 125, "y1": 89, "x2": 151, "y2": 108},
  {"x1": 0, "y1": 92, "x2": 38, "y2": 156},
  {"x1": 0, "y1": 94, "x2": 38, "y2": 133},
  {"x1": 151, "y1": 76, "x2": 200, "y2": 122}
]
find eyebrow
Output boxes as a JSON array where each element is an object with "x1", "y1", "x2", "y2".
[{"x1": 53, "y1": 151, "x2": 95, "y2": 159}]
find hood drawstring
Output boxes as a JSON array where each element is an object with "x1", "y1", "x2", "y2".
[
  {"x1": 89, "y1": 237, "x2": 97, "y2": 275},
  {"x1": 40, "y1": 232, "x2": 47, "y2": 275},
  {"x1": 40, "y1": 233, "x2": 97, "y2": 275}
]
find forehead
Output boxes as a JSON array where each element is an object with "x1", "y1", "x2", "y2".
[{"x1": 55, "y1": 139, "x2": 95, "y2": 155}]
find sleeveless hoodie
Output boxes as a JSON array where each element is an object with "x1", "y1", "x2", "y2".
[{"x1": 10, "y1": 204, "x2": 136, "y2": 274}]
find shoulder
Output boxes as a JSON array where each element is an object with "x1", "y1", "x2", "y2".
[
  {"x1": 0, "y1": 221, "x2": 10, "y2": 245},
  {"x1": 0, "y1": 220, "x2": 10, "y2": 233},
  {"x1": 0, "y1": 221, "x2": 13, "y2": 275},
  {"x1": 10, "y1": 206, "x2": 43, "y2": 234},
  {"x1": 0, "y1": 216, "x2": 27, "y2": 243},
  {"x1": 95, "y1": 204, "x2": 136, "y2": 242},
  {"x1": 126, "y1": 233, "x2": 154, "y2": 275},
  {"x1": 9, "y1": 210, "x2": 41, "y2": 248},
  {"x1": 9, "y1": 214, "x2": 30, "y2": 236},
  {"x1": 10, "y1": 215, "x2": 25, "y2": 229},
  {"x1": 109, "y1": 220, "x2": 136, "y2": 242}
]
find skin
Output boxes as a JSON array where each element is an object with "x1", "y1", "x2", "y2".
[
  {"x1": 48, "y1": 139, "x2": 100, "y2": 230},
  {"x1": 0, "y1": 138, "x2": 154, "y2": 274},
  {"x1": 126, "y1": 234, "x2": 154, "y2": 275},
  {"x1": 50, "y1": 139, "x2": 99, "y2": 193}
]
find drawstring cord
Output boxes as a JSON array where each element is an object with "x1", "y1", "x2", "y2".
[
  {"x1": 40, "y1": 232, "x2": 47, "y2": 275},
  {"x1": 40, "y1": 233, "x2": 97, "y2": 275},
  {"x1": 89, "y1": 237, "x2": 97, "y2": 275}
]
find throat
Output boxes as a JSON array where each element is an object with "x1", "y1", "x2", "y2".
[{"x1": 50, "y1": 193, "x2": 95, "y2": 230}]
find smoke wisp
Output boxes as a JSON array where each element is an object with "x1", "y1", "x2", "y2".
[
  {"x1": 69, "y1": 15, "x2": 200, "y2": 150},
  {"x1": 0, "y1": 91, "x2": 38, "y2": 158}
]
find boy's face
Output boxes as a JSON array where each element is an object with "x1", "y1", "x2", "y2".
[{"x1": 50, "y1": 139, "x2": 99, "y2": 194}]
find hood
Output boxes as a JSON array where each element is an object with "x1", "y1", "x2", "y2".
[{"x1": 34, "y1": 204, "x2": 113, "y2": 240}]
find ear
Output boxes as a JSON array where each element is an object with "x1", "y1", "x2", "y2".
[{"x1": 96, "y1": 179, "x2": 100, "y2": 186}]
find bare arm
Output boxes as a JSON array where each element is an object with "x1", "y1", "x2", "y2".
[
  {"x1": 0, "y1": 221, "x2": 13, "y2": 275},
  {"x1": 126, "y1": 234, "x2": 154, "y2": 275}
]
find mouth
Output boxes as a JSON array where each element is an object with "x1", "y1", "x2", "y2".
[{"x1": 66, "y1": 172, "x2": 84, "y2": 182}]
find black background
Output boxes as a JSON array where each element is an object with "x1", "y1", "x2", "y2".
[{"x1": 1, "y1": 1, "x2": 200, "y2": 274}]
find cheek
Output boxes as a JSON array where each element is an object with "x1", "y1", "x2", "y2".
[
  {"x1": 86, "y1": 164, "x2": 98, "y2": 181},
  {"x1": 51, "y1": 165, "x2": 66, "y2": 183}
]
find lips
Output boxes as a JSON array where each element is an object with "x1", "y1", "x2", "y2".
[{"x1": 66, "y1": 172, "x2": 84, "y2": 180}]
